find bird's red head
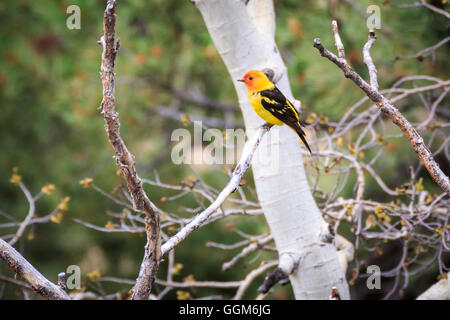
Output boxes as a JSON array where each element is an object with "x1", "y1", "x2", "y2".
[{"x1": 238, "y1": 70, "x2": 272, "y2": 91}]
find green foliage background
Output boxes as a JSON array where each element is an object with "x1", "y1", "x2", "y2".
[{"x1": 0, "y1": 0, "x2": 448, "y2": 299}]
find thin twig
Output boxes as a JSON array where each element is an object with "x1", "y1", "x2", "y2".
[
  {"x1": 9, "y1": 183, "x2": 35, "y2": 245},
  {"x1": 395, "y1": 37, "x2": 450, "y2": 62},
  {"x1": 420, "y1": 0, "x2": 450, "y2": 19},
  {"x1": 232, "y1": 260, "x2": 278, "y2": 300},
  {"x1": 331, "y1": 20, "x2": 346, "y2": 59},
  {"x1": 222, "y1": 234, "x2": 273, "y2": 271},
  {"x1": 363, "y1": 30, "x2": 379, "y2": 91}
]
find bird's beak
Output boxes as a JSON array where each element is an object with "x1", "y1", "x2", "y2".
[{"x1": 237, "y1": 79, "x2": 246, "y2": 83}]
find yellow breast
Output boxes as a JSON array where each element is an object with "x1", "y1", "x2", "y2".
[{"x1": 248, "y1": 92, "x2": 283, "y2": 125}]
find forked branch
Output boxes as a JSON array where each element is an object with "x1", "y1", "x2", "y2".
[
  {"x1": 99, "y1": 0, "x2": 160, "y2": 300},
  {"x1": 313, "y1": 21, "x2": 450, "y2": 196}
]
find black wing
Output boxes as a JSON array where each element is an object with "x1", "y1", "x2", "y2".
[
  {"x1": 260, "y1": 87, "x2": 312, "y2": 153},
  {"x1": 259, "y1": 87, "x2": 300, "y2": 127}
]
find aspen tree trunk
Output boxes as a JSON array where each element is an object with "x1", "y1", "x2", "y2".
[
  {"x1": 194, "y1": 0, "x2": 350, "y2": 299},
  {"x1": 417, "y1": 273, "x2": 450, "y2": 300}
]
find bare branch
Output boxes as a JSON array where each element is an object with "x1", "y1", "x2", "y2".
[
  {"x1": 161, "y1": 124, "x2": 273, "y2": 256},
  {"x1": 0, "y1": 239, "x2": 70, "y2": 300},
  {"x1": 0, "y1": 274, "x2": 32, "y2": 290},
  {"x1": 98, "y1": 0, "x2": 160, "y2": 300},
  {"x1": 313, "y1": 27, "x2": 450, "y2": 196},
  {"x1": 363, "y1": 30, "x2": 379, "y2": 91},
  {"x1": 73, "y1": 218, "x2": 145, "y2": 233},
  {"x1": 397, "y1": 1, "x2": 450, "y2": 19},
  {"x1": 155, "y1": 279, "x2": 242, "y2": 289},
  {"x1": 331, "y1": 20, "x2": 346, "y2": 59},
  {"x1": 58, "y1": 272, "x2": 67, "y2": 291},
  {"x1": 258, "y1": 267, "x2": 288, "y2": 294},
  {"x1": 222, "y1": 234, "x2": 273, "y2": 271},
  {"x1": 395, "y1": 36, "x2": 450, "y2": 62},
  {"x1": 420, "y1": 0, "x2": 450, "y2": 19},
  {"x1": 233, "y1": 260, "x2": 278, "y2": 300},
  {"x1": 8, "y1": 183, "x2": 36, "y2": 245}
]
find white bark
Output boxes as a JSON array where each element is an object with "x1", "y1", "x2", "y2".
[
  {"x1": 194, "y1": 0, "x2": 349, "y2": 299},
  {"x1": 417, "y1": 273, "x2": 450, "y2": 300},
  {"x1": 336, "y1": 235, "x2": 355, "y2": 273}
]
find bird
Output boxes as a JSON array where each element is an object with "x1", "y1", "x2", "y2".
[{"x1": 238, "y1": 70, "x2": 312, "y2": 153}]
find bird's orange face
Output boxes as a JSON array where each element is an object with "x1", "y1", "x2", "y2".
[{"x1": 238, "y1": 70, "x2": 268, "y2": 91}]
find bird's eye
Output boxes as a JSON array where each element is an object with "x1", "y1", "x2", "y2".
[{"x1": 248, "y1": 77, "x2": 253, "y2": 80}]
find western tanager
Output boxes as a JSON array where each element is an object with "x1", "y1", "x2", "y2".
[{"x1": 238, "y1": 70, "x2": 312, "y2": 153}]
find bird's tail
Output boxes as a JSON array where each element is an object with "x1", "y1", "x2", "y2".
[{"x1": 295, "y1": 126, "x2": 312, "y2": 154}]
